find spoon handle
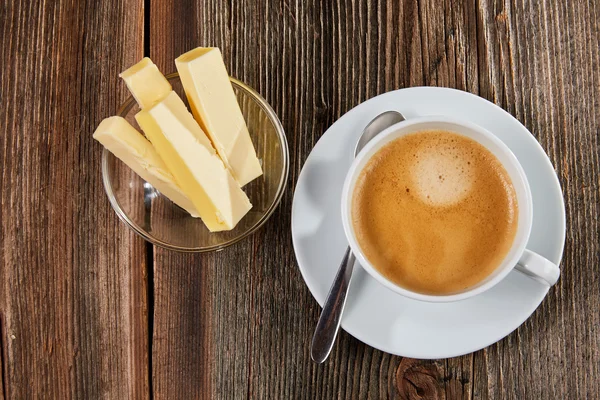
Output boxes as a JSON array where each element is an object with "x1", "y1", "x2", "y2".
[{"x1": 310, "y1": 247, "x2": 356, "y2": 363}]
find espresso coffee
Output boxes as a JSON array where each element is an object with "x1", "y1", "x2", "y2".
[{"x1": 352, "y1": 130, "x2": 518, "y2": 295}]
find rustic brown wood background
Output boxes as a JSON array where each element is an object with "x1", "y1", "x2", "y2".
[{"x1": 1, "y1": 0, "x2": 599, "y2": 398}]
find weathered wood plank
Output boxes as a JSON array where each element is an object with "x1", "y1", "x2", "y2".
[
  {"x1": 0, "y1": 0, "x2": 148, "y2": 398},
  {"x1": 149, "y1": 2, "x2": 247, "y2": 398},
  {"x1": 471, "y1": 0, "x2": 600, "y2": 398},
  {"x1": 149, "y1": 0, "x2": 599, "y2": 398}
]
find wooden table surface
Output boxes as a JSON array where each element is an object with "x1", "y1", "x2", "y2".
[{"x1": 1, "y1": 0, "x2": 599, "y2": 399}]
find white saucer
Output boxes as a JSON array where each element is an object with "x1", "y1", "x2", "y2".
[{"x1": 291, "y1": 87, "x2": 566, "y2": 359}]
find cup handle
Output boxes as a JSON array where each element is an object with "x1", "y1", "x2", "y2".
[{"x1": 515, "y1": 249, "x2": 560, "y2": 286}]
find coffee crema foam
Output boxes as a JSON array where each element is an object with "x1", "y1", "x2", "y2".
[{"x1": 352, "y1": 130, "x2": 518, "y2": 295}]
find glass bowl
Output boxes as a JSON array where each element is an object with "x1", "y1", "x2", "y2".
[{"x1": 101, "y1": 73, "x2": 289, "y2": 252}]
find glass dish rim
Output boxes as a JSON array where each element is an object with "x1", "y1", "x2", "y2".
[{"x1": 101, "y1": 73, "x2": 289, "y2": 252}]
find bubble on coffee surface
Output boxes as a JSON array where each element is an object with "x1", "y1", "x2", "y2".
[{"x1": 410, "y1": 142, "x2": 475, "y2": 206}]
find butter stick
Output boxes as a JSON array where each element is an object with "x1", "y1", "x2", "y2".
[
  {"x1": 120, "y1": 58, "x2": 172, "y2": 109},
  {"x1": 135, "y1": 91, "x2": 252, "y2": 231},
  {"x1": 93, "y1": 116, "x2": 200, "y2": 217},
  {"x1": 175, "y1": 47, "x2": 263, "y2": 187}
]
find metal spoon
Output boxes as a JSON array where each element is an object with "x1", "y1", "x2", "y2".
[{"x1": 310, "y1": 111, "x2": 406, "y2": 364}]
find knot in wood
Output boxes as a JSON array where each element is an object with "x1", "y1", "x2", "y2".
[{"x1": 395, "y1": 358, "x2": 443, "y2": 400}]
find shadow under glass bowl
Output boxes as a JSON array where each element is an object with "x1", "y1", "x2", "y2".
[{"x1": 101, "y1": 73, "x2": 289, "y2": 252}]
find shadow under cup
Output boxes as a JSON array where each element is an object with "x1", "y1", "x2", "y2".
[{"x1": 340, "y1": 116, "x2": 534, "y2": 303}]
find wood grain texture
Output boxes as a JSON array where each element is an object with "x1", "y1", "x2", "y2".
[
  {"x1": 0, "y1": 0, "x2": 149, "y2": 398},
  {"x1": 149, "y1": 0, "x2": 599, "y2": 399},
  {"x1": 1, "y1": 0, "x2": 598, "y2": 398}
]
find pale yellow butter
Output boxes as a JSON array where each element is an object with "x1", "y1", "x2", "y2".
[
  {"x1": 120, "y1": 58, "x2": 172, "y2": 109},
  {"x1": 135, "y1": 91, "x2": 252, "y2": 232},
  {"x1": 175, "y1": 47, "x2": 263, "y2": 187},
  {"x1": 92, "y1": 116, "x2": 200, "y2": 217}
]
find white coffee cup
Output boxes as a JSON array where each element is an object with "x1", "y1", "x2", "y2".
[{"x1": 341, "y1": 116, "x2": 560, "y2": 303}]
